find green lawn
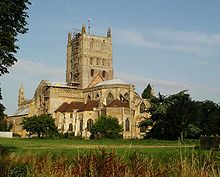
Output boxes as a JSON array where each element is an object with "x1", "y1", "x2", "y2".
[
  {"x1": 0, "y1": 137, "x2": 200, "y2": 157},
  {"x1": 2, "y1": 137, "x2": 218, "y2": 159}
]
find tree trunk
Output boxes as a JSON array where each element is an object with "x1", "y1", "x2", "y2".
[
  {"x1": 180, "y1": 131, "x2": 184, "y2": 141},
  {"x1": 38, "y1": 132, "x2": 40, "y2": 138}
]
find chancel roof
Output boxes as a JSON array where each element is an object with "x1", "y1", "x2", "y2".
[
  {"x1": 95, "y1": 79, "x2": 127, "y2": 87},
  {"x1": 55, "y1": 100, "x2": 99, "y2": 113},
  {"x1": 44, "y1": 80, "x2": 78, "y2": 88},
  {"x1": 11, "y1": 107, "x2": 30, "y2": 117}
]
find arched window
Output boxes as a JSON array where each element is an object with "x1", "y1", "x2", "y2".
[
  {"x1": 106, "y1": 92, "x2": 114, "y2": 105},
  {"x1": 124, "y1": 93, "x2": 129, "y2": 100},
  {"x1": 90, "y1": 57, "x2": 93, "y2": 65},
  {"x1": 87, "y1": 119, "x2": 93, "y2": 131},
  {"x1": 70, "y1": 113, "x2": 73, "y2": 118},
  {"x1": 140, "y1": 125, "x2": 146, "y2": 133},
  {"x1": 140, "y1": 103, "x2": 146, "y2": 113},
  {"x1": 80, "y1": 119, "x2": 83, "y2": 132},
  {"x1": 87, "y1": 95, "x2": 91, "y2": 101},
  {"x1": 95, "y1": 93, "x2": 100, "y2": 100},
  {"x1": 91, "y1": 69, "x2": 94, "y2": 76},
  {"x1": 120, "y1": 94, "x2": 124, "y2": 102},
  {"x1": 96, "y1": 58, "x2": 99, "y2": 65},
  {"x1": 102, "y1": 59, "x2": 105, "y2": 66},
  {"x1": 125, "y1": 118, "x2": 130, "y2": 132},
  {"x1": 69, "y1": 123, "x2": 73, "y2": 131},
  {"x1": 102, "y1": 71, "x2": 106, "y2": 78}
]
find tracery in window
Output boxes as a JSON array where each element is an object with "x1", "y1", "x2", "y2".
[
  {"x1": 102, "y1": 71, "x2": 106, "y2": 78},
  {"x1": 140, "y1": 103, "x2": 146, "y2": 113},
  {"x1": 125, "y1": 118, "x2": 130, "y2": 132},
  {"x1": 87, "y1": 119, "x2": 93, "y2": 131},
  {"x1": 69, "y1": 123, "x2": 73, "y2": 131},
  {"x1": 106, "y1": 92, "x2": 114, "y2": 105},
  {"x1": 91, "y1": 69, "x2": 94, "y2": 76}
]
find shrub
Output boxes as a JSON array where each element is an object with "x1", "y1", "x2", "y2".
[{"x1": 90, "y1": 115, "x2": 123, "y2": 139}]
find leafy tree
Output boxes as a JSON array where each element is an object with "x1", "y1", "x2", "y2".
[
  {"x1": 0, "y1": 0, "x2": 31, "y2": 75},
  {"x1": 21, "y1": 114, "x2": 58, "y2": 138},
  {"x1": 0, "y1": 88, "x2": 10, "y2": 131},
  {"x1": 90, "y1": 115, "x2": 123, "y2": 139},
  {"x1": 142, "y1": 83, "x2": 153, "y2": 99},
  {"x1": 184, "y1": 124, "x2": 202, "y2": 139},
  {"x1": 0, "y1": 0, "x2": 31, "y2": 122},
  {"x1": 148, "y1": 91, "x2": 198, "y2": 140},
  {"x1": 195, "y1": 100, "x2": 220, "y2": 136}
]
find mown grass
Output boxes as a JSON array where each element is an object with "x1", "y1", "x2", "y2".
[{"x1": 0, "y1": 137, "x2": 198, "y2": 156}]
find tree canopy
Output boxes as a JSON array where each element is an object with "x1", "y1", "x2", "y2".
[
  {"x1": 0, "y1": 0, "x2": 30, "y2": 125},
  {"x1": 0, "y1": 88, "x2": 8, "y2": 131},
  {"x1": 145, "y1": 90, "x2": 220, "y2": 140},
  {"x1": 142, "y1": 83, "x2": 153, "y2": 99},
  {"x1": 90, "y1": 115, "x2": 123, "y2": 139},
  {"x1": 21, "y1": 114, "x2": 58, "y2": 138},
  {"x1": 0, "y1": 0, "x2": 31, "y2": 75}
]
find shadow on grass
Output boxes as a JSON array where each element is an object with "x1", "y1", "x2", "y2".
[{"x1": 0, "y1": 144, "x2": 18, "y2": 155}]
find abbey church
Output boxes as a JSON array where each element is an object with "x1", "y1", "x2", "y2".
[{"x1": 10, "y1": 25, "x2": 150, "y2": 139}]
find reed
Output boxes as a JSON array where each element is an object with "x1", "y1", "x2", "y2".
[{"x1": 0, "y1": 147, "x2": 219, "y2": 177}]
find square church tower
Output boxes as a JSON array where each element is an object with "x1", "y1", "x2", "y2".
[{"x1": 66, "y1": 25, "x2": 113, "y2": 89}]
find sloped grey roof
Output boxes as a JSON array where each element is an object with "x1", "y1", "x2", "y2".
[
  {"x1": 44, "y1": 80, "x2": 79, "y2": 88},
  {"x1": 45, "y1": 81, "x2": 68, "y2": 87},
  {"x1": 13, "y1": 107, "x2": 30, "y2": 116},
  {"x1": 95, "y1": 79, "x2": 127, "y2": 86}
]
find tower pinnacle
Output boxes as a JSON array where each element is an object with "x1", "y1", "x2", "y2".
[{"x1": 18, "y1": 83, "x2": 25, "y2": 107}]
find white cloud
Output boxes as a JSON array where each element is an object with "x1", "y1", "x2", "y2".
[
  {"x1": 114, "y1": 28, "x2": 220, "y2": 57},
  {"x1": 6, "y1": 59, "x2": 65, "y2": 81},
  {"x1": 116, "y1": 72, "x2": 220, "y2": 97},
  {"x1": 156, "y1": 30, "x2": 220, "y2": 45}
]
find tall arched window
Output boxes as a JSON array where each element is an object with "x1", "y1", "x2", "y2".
[
  {"x1": 102, "y1": 59, "x2": 105, "y2": 66},
  {"x1": 91, "y1": 69, "x2": 94, "y2": 76},
  {"x1": 90, "y1": 57, "x2": 93, "y2": 65},
  {"x1": 124, "y1": 93, "x2": 129, "y2": 100},
  {"x1": 95, "y1": 93, "x2": 100, "y2": 100},
  {"x1": 69, "y1": 123, "x2": 73, "y2": 131},
  {"x1": 80, "y1": 119, "x2": 83, "y2": 132},
  {"x1": 87, "y1": 119, "x2": 93, "y2": 131},
  {"x1": 96, "y1": 58, "x2": 99, "y2": 65},
  {"x1": 140, "y1": 103, "x2": 146, "y2": 113},
  {"x1": 102, "y1": 71, "x2": 106, "y2": 78},
  {"x1": 125, "y1": 118, "x2": 130, "y2": 132},
  {"x1": 87, "y1": 95, "x2": 91, "y2": 101},
  {"x1": 106, "y1": 92, "x2": 114, "y2": 105},
  {"x1": 140, "y1": 125, "x2": 146, "y2": 133}
]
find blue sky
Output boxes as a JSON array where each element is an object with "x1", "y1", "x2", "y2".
[{"x1": 1, "y1": 0, "x2": 220, "y2": 114}]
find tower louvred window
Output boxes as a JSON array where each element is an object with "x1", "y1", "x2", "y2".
[
  {"x1": 91, "y1": 69, "x2": 94, "y2": 76},
  {"x1": 102, "y1": 71, "x2": 106, "y2": 78}
]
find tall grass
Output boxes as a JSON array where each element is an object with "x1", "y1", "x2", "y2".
[{"x1": 0, "y1": 147, "x2": 220, "y2": 177}]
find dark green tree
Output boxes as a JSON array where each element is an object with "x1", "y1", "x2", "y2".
[
  {"x1": 0, "y1": 0, "x2": 31, "y2": 75},
  {"x1": 90, "y1": 115, "x2": 123, "y2": 139},
  {"x1": 21, "y1": 114, "x2": 58, "y2": 138},
  {"x1": 148, "y1": 91, "x2": 198, "y2": 140},
  {"x1": 142, "y1": 83, "x2": 153, "y2": 99},
  {"x1": 0, "y1": 0, "x2": 31, "y2": 123},
  {"x1": 195, "y1": 100, "x2": 220, "y2": 136},
  {"x1": 0, "y1": 88, "x2": 11, "y2": 131}
]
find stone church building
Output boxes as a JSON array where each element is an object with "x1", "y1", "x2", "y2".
[{"x1": 10, "y1": 25, "x2": 150, "y2": 139}]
